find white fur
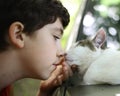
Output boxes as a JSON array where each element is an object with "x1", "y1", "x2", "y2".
[
  {"x1": 84, "y1": 49, "x2": 120, "y2": 85},
  {"x1": 66, "y1": 45, "x2": 120, "y2": 85},
  {"x1": 66, "y1": 28, "x2": 120, "y2": 85},
  {"x1": 66, "y1": 46, "x2": 102, "y2": 75}
]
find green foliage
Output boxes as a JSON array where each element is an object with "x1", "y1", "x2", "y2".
[
  {"x1": 14, "y1": 79, "x2": 40, "y2": 96},
  {"x1": 101, "y1": 0, "x2": 120, "y2": 6}
]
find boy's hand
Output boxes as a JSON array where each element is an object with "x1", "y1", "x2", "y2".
[{"x1": 37, "y1": 59, "x2": 73, "y2": 96}]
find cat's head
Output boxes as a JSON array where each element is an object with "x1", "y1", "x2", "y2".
[{"x1": 66, "y1": 28, "x2": 106, "y2": 74}]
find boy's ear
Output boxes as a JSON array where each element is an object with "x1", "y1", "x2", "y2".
[
  {"x1": 92, "y1": 28, "x2": 106, "y2": 48},
  {"x1": 9, "y1": 22, "x2": 25, "y2": 48}
]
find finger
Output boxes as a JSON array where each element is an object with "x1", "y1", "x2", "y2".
[
  {"x1": 62, "y1": 66, "x2": 69, "y2": 80},
  {"x1": 62, "y1": 62, "x2": 73, "y2": 80},
  {"x1": 45, "y1": 65, "x2": 63, "y2": 85},
  {"x1": 64, "y1": 62, "x2": 73, "y2": 76},
  {"x1": 57, "y1": 75, "x2": 64, "y2": 85}
]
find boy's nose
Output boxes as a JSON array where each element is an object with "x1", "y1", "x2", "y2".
[{"x1": 56, "y1": 50, "x2": 66, "y2": 58}]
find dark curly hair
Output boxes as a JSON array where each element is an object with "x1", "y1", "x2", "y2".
[{"x1": 0, "y1": 0, "x2": 70, "y2": 51}]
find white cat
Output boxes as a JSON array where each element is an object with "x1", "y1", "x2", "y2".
[{"x1": 66, "y1": 28, "x2": 120, "y2": 85}]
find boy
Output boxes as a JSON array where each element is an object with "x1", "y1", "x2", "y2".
[{"x1": 0, "y1": 0, "x2": 72, "y2": 96}]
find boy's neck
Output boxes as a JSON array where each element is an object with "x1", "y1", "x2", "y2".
[{"x1": 0, "y1": 50, "x2": 24, "y2": 90}]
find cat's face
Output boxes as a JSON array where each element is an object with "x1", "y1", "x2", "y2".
[
  {"x1": 66, "y1": 39, "x2": 96, "y2": 65},
  {"x1": 66, "y1": 39, "x2": 98, "y2": 74},
  {"x1": 66, "y1": 28, "x2": 106, "y2": 74}
]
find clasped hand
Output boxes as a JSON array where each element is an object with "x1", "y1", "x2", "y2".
[{"x1": 37, "y1": 57, "x2": 73, "y2": 96}]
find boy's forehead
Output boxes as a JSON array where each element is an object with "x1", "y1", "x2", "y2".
[
  {"x1": 50, "y1": 19, "x2": 64, "y2": 34},
  {"x1": 54, "y1": 18, "x2": 63, "y2": 28},
  {"x1": 43, "y1": 18, "x2": 64, "y2": 35}
]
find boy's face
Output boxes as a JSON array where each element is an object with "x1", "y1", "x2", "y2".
[{"x1": 19, "y1": 18, "x2": 64, "y2": 79}]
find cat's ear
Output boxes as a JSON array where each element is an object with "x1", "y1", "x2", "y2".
[{"x1": 92, "y1": 28, "x2": 106, "y2": 48}]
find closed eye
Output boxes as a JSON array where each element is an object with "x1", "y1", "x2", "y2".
[{"x1": 53, "y1": 35, "x2": 60, "y2": 40}]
